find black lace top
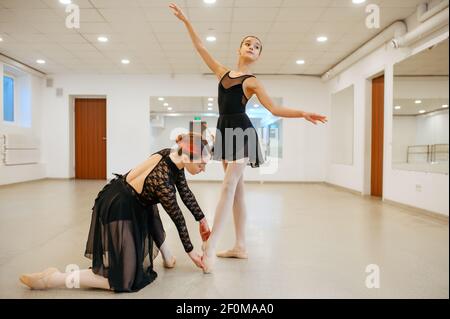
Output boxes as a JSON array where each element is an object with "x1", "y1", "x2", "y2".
[{"x1": 126, "y1": 148, "x2": 204, "y2": 253}]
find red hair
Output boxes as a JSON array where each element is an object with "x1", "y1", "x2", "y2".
[{"x1": 176, "y1": 132, "x2": 211, "y2": 160}]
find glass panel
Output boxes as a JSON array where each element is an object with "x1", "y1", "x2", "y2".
[
  {"x1": 331, "y1": 85, "x2": 354, "y2": 165},
  {"x1": 149, "y1": 96, "x2": 283, "y2": 160},
  {"x1": 3, "y1": 76, "x2": 14, "y2": 122},
  {"x1": 392, "y1": 39, "x2": 449, "y2": 174}
]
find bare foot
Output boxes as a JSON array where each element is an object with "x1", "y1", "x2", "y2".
[
  {"x1": 19, "y1": 267, "x2": 60, "y2": 290},
  {"x1": 216, "y1": 248, "x2": 248, "y2": 259}
]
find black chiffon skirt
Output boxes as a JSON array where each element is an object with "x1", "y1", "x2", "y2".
[
  {"x1": 84, "y1": 174, "x2": 165, "y2": 293},
  {"x1": 213, "y1": 112, "x2": 264, "y2": 168}
]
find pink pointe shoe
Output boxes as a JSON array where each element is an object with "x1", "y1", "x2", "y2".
[
  {"x1": 163, "y1": 256, "x2": 176, "y2": 269},
  {"x1": 201, "y1": 241, "x2": 216, "y2": 274},
  {"x1": 19, "y1": 267, "x2": 60, "y2": 290}
]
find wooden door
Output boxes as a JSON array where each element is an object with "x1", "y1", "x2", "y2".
[
  {"x1": 75, "y1": 98, "x2": 106, "y2": 179},
  {"x1": 371, "y1": 75, "x2": 384, "y2": 197}
]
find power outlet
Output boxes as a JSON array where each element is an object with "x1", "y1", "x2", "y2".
[{"x1": 415, "y1": 184, "x2": 422, "y2": 192}]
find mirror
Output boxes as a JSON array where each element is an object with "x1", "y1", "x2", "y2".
[
  {"x1": 149, "y1": 95, "x2": 283, "y2": 160},
  {"x1": 331, "y1": 85, "x2": 354, "y2": 165},
  {"x1": 392, "y1": 39, "x2": 449, "y2": 174}
]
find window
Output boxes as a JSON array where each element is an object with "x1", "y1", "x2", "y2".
[{"x1": 3, "y1": 75, "x2": 14, "y2": 122}]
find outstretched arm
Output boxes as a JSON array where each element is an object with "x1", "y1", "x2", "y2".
[
  {"x1": 169, "y1": 3, "x2": 228, "y2": 80},
  {"x1": 245, "y1": 77, "x2": 328, "y2": 125}
]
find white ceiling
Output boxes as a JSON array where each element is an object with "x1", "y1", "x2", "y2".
[
  {"x1": 393, "y1": 97, "x2": 449, "y2": 115},
  {"x1": 394, "y1": 38, "x2": 449, "y2": 76},
  {"x1": 0, "y1": 0, "x2": 427, "y2": 75}
]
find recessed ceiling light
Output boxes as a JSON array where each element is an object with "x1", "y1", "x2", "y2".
[
  {"x1": 164, "y1": 103, "x2": 169, "y2": 107},
  {"x1": 352, "y1": 0, "x2": 366, "y2": 4},
  {"x1": 415, "y1": 100, "x2": 422, "y2": 104},
  {"x1": 97, "y1": 36, "x2": 108, "y2": 43},
  {"x1": 253, "y1": 104, "x2": 259, "y2": 108},
  {"x1": 208, "y1": 97, "x2": 214, "y2": 101},
  {"x1": 0, "y1": 37, "x2": 3, "y2": 42},
  {"x1": 208, "y1": 103, "x2": 213, "y2": 106},
  {"x1": 394, "y1": 106, "x2": 401, "y2": 110},
  {"x1": 158, "y1": 97, "x2": 165, "y2": 101},
  {"x1": 121, "y1": 59, "x2": 130, "y2": 64},
  {"x1": 207, "y1": 107, "x2": 213, "y2": 111},
  {"x1": 206, "y1": 36, "x2": 216, "y2": 42},
  {"x1": 296, "y1": 60, "x2": 305, "y2": 65},
  {"x1": 419, "y1": 110, "x2": 426, "y2": 114},
  {"x1": 36, "y1": 59, "x2": 46, "y2": 64},
  {"x1": 204, "y1": 0, "x2": 216, "y2": 3},
  {"x1": 317, "y1": 36, "x2": 328, "y2": 42},
  {"x1": 442, "y1": 104, "x2": 448, "y2": 108},
  {"x1": 167, "y1": 107, "x2": 173, "y2": 111},
  {"x1": 59, "y1": 0, "x2": 72, "y2": 4}
]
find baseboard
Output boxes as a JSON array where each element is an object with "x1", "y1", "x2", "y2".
[
  {"x1": 323, "y1": 182, "x2": 363, "y2": 195},
  {"x1": 383, "y1": 199, "x2": 449, "y2": 223}
]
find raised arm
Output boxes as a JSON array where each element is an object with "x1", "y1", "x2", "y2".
[
  {"x1": 245, "y1": 77, "x2": 328, "y2": 125},
  {"x1": 169, "y1": 3, "x2": 228, "y2": 80}
]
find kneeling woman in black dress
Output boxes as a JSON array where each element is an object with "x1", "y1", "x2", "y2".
[{"x1": 19, "y1": 132, "x2": 212, "y2": 292}]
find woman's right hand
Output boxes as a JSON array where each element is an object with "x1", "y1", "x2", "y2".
[
  {"x1": 199, "y1": 218, "x2": 211, "y2": 242},
  {"x1": 188, "y1": 251, "x2": 205, "y2": 270},
  {"x1": 169, "y1": 3, "x2": 188, "y2": 23}
]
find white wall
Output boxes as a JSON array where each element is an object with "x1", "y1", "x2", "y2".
[
  {"x1": 0, "y1": 62, "x2": 45, "y2": 185},
  {"x1": 42, "y1": 74, "x2": 329, "y2": 182},
  {"x1": 325, "y1": 19, "x2": 449, "y2": 215}
]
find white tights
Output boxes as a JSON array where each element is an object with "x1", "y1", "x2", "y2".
[
  {"x1": 45, "y1": 269, "x2": 111, "y2": 290},
  {"x1": 205, "y1": 159, "x2": 248, "y2": 256}
]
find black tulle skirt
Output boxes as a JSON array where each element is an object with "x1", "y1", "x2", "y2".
[
  {"x1": 213, "y1": 113, "x2": 264, "y2": 168},
  {"x1": 84, "y1": 174, "x2": 165, "y2": 293}
]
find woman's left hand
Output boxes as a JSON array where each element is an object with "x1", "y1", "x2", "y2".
[
  {"x1": 303, "y1": 112, "x2": 328, "y2": 125},
  {"x1": 199, "y1": 218, "x2": 211, "y2": 242}
]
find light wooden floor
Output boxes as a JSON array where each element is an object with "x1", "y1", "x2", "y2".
[{"x1": 0, "y1": 179, "x2": 448, "y2": 298}]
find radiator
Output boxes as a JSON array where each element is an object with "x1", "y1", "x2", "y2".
[{"x1": 1, "y1": 134, "x2": 40, "y2": 165}]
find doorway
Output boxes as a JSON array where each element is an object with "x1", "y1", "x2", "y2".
[
  {"x1": 370, "y1": 75, "x2": 384, "y2": 197},
  {"x1": 74, "y1": 98, "x2": 107, "y2": 179}
]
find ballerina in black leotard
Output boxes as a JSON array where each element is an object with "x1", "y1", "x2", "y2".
[
  {"x1": 19, "y1": 133, "x2": 212, "y2": 292},
  {"x1": 170, "y1": 3, "x2": 328, "y2": 273}
]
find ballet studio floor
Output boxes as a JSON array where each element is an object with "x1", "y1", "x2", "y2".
[{"x1": 0, "y1": 178, "x2": 448, "y2": 299}]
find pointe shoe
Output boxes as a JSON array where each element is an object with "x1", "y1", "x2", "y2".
[
  {"x1": 201, "y1": 242, "x2": 216, "y2": 274},
  {"x1": 202, "y1": 252, "x2": 216, "y2": 274},
  {"x1": 19, "y1": 267, "x2": 60, "y2": 290},
  {"x1": 216, "y1": 249, "x2": 248, "y2": 259},
  {"x1": 163, "y1": 256, "x2": 176, "y2": 269}
]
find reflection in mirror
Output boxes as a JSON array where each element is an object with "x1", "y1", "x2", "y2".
[
  {"x1": 393, "y1": 39, "x2": 449, "y2": 174},
  {"x1": 331, "y1": 85, "x2": 354, "y2": 165},
  {"x1": 149, "y1": 96, "x2": 283, "y2": 161}
]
